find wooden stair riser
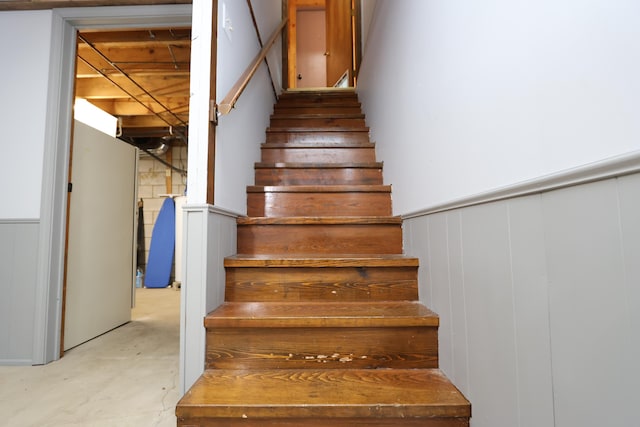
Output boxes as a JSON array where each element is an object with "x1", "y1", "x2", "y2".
[
  {"x1": 276, "y1": 93, "x2": 359, "y2": 105},
  {"x1": 247, "y1": 190, "x2": 392, "y2": 217},
  {"x1": 277, "y1": 94, "x2": 359, "y2": 102},
  {"x1": 278, "y1": 90, "x2": 358, "y2": 97},
  {"x1": 237, "y1": 224, "x2": 403, "y2": 255},
  {"x1": 206, "y1": 326, "x2": 438, "y2": 370},
  {"x1": 254, "y1": 164, "x2": 383, "y2": 186},
  {"x1": 265, "y1": 130, "x2": 370, "y2": 144},
  {"x1": 225, "y1": 266, "x2": 418, "y2": 302},
  {"x1": 273, "y1": 101, "x2": 362, "y2": 110},
  {"x1": 273, "y1": 105, "x2": 363, "y2": 115},
  {"x1": 270, "y1": 116, "x2": 366, "y2": 128},
  {"x1": 177, "y1": 418, "x2": 469, "y2": 427},
  {"x1": 261, "y1": 146, "x2": 376, "y2": 163}
]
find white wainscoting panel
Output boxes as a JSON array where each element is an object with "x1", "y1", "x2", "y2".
[
  {"x1": 445, "y1": 210, "x2": 470, "y2": 395},
  {"x1": 403, "y1": 173, "x2": 640, "y2": 427},
  {"x1": 617, "y1": 174, "x2": 640, "y2": 355},
  {"x1": 505, "y1": 196, "x2": 554, "y2": 427},
  {"x1": 0, "y1": 221, "x2": 39, "y2": 364},
  {"x1": 460, "y1": 202, "x2": 520, "y2": 427},
  {"x1": 542, "y1": 180, "x2": 635, "y2": 427},
  {"x1": 180, "y1": 206, "x2": 237, "y2": 393}
]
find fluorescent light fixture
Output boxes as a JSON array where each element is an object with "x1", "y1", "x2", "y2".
[{"x1": 74, "y1": 98, "x2": 117, "y2": 137}]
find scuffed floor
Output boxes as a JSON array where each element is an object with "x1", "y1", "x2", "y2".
[{"x1": 0, "y1": 287, "x2": 180, "y2": 427}]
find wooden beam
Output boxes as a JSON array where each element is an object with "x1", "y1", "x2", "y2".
[
  {"x1": 120, "y1": 114, "x2": 189, "y2": 128},
  {"x1": 77, "y1": 44, "x2": 191, "y2": 70},
  {"x1": 165, "y1": 149, "x2": 173, "y2": 194},
  {"x1": 80, "y1": 29, "x2": 191, "y2": 45},
  {"x1": 89, "y1": 98, "x2": 189, "y2": 116},
  {"x1": 76, "y1": 60, "x2": 189, "y2": 78},
  {"x1": 207, "y1": 0, "x2": 218, "y2": 205},
  {"x1": 75, "y1": 75, "x2": 190, "y2": 98}
]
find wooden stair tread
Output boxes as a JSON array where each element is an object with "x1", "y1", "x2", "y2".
[
  {"x1": 262, "y1": 141, "x2": 374, "y2": 148},
  {"x1": 272, "y1": 113, "x2": 365, "y2": 118},
  {"x1": 267, "y1": 126, "x2": 369, "y2": 133},
  {"x1": 274, "y1": 102, "x2": 362, "y2": 109},
  {"x1": 247, "y1": 185, "x2": 391, "y2": 193},
  {"x1": 278, "y1": 88, "x2": 358, "y2": 98},
  {"x1": 255, "y1": 162, "x2": 382, "y2": 168},
  {"x1": 280, "y1": 88, "x2": 356, "y2": 95},
  {"x1": 177, "y1": 368, "x2": 470, "y2": 419},
  {"x1": 225, "y1": 254, "x2": 419, "y2": 267},
  {"x1": 205, "y1": 301, "x2": 438, "y2": 328},
  {"x1": 273, "y1": 105, "x2": 362, "y2": 114},
  {"x1": 237, "y1": 216, "x2": 401, "y2": 225}
]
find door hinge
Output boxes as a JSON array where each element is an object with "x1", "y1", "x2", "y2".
[{"x1": 68, "y1": 182, "x2": 73, "y2": 193}]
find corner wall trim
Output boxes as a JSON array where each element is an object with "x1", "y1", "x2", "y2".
[
  {"x1": 403, "y1": 149, "x2": 640, "y2": 219},
  {"x1": 0, "y1": 219, "x2": 39, "y2": 224},
  {"x1": 182, "y1": 204, "x2": 242, "y2": 218}
]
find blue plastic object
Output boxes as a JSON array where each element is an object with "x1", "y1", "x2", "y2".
[{"x1": 144, "y1": 197, "x2": 175, "y2": 288}]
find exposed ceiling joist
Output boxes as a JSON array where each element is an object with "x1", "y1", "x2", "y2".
[{"x1": 75, "y1": 27, "x2": 192, "y2": 146}]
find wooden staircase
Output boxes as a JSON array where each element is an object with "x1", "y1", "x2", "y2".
[{"x1": 176, "y1": 89, "x2": 471, "y2": 426}]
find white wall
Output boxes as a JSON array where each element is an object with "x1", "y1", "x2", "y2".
[
  {"x1": 0, "y1": 11, "x2": 53, "y2": 219},
  {"x1": 360, "y1": 0, "x2": 377, "y2": 50},
  {"x1": 404, "y1": 173, "x2": 640, "y2": 427},
  {"x1": 357, "y1": 0, "x2": 640, "y2": 214},
  {"x1": 214, "y1": 0, "x2": 282, "y2": 213},
  {"x1": 187, "y1": 0, "x2": 215, "y2": 205},
  {"x1": 250, "y1": 0, "x2": 284, "y2": 94}
]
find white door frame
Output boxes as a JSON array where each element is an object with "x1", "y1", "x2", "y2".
[{"x1": 35, "y1": 4, "x2": 192, "y2": 365}]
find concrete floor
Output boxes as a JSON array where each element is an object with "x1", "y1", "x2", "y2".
[{"x1": 0, "y1": 287, "x2": 181, "y2": 427}]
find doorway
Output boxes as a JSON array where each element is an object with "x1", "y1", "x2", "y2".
[
  {"x1": 36, "y1": 5, "x2": 192, "y2": 365},
  {"x1": 285, "y1": 0, "x2": 361, "y2": 89},
  {"x1": 63, "y1": 24, "x2": 191, "y2": 353}
]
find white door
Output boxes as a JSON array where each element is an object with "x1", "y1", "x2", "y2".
[{"x1": 64, "y1": 120, "x2": 137, "y2": 351}]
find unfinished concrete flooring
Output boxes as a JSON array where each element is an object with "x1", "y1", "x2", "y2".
[{"x1": 0, "y1": 288, "x2": 180, "y2": 426}]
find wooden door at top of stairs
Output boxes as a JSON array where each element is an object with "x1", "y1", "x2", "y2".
[{"x1": 288, "y1": 0, "x2": 356, "y2": 88}]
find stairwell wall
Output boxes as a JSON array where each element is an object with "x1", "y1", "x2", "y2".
[
  {"x1": 358, "y1": 0, "x2": 640, "y2": 215},
  {"x1": 213, "y1": 0, "x2": 282, "y2": 213},
  {"x1": 357, "y1": 1, "x2": 640, "y2": 426}
]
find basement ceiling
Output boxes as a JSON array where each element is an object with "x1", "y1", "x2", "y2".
[{"x1": 76, "y1": 27, "x2": 191, "y2": 149}]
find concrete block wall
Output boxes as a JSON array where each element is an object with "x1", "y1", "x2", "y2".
[{"x1": 137, "y1": 145, "x2": 187, "y2": 277}]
